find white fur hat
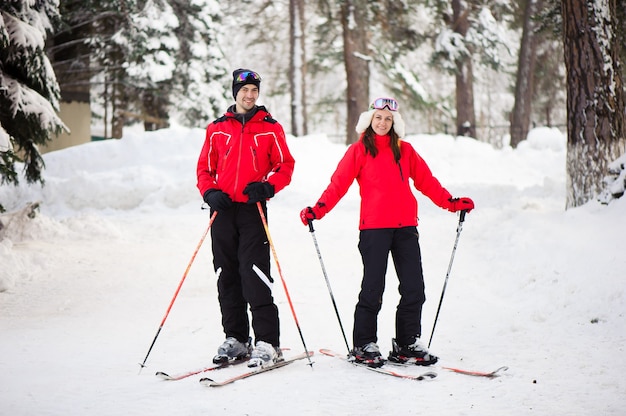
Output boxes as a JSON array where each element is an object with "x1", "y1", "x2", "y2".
[{"x1": 355, "y1": 108, "x2": 406, "y2": 138}]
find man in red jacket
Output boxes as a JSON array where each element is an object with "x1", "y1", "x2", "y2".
[
  {"x1": 300, "y1": 97, "x2": 473, "y2": 368},
  {"x1": 197, "y1": 68, "x2": 295, "y2": 368}
]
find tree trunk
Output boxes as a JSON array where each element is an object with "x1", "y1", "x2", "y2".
[
  {"x1": 510, "y1": 0, "x2": 543, "y2": 148},
  {"x1": 341, "y1": 0, "x2": 370, "y2": 144},
  {"x1": 562, "y1": 0, "x2": 626, "y2": 208},
  {"x1": 452, "y1": 0, "x2": 476, "y2": 139},
  {"x1": 100, "y1": 12, "x2": 127, "y2": 140},
  {"x1": 142, "y1": 88, "x2": 169, "y2": 131},
  {"x1": 289, "y1": 0, "x2": 308, "y2": 137},
  {"x1": 111, "y1": 68, "x2": 127, "y2": 139}
]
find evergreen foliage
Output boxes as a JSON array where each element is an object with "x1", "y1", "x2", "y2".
[
  {"x1": 0, "y1": 0, "x2": 66, "y2": 211},
  {"x1": 1, "y1": 0, "x2": 623, "y2": 210}
]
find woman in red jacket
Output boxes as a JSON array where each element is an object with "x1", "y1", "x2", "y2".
[{"x1": 300, "y1": 97, "x2": 473, "y2": 368}]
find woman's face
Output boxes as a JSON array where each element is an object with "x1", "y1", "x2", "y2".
[{"x1": 371, "y1": 109, "x2": 394, "y2": 136}]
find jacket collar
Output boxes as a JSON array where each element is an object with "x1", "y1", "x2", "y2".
[{"x1": 226, "y1": 105, "x2": 269, "y2": 125}]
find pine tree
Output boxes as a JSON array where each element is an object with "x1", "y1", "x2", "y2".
[
  {"x1": 117, "y1": 0, "x2": 230, "y2": 129},
  {"x1": 312, "y1": 0, "x2": 431, "y2": 143},
  {"x1": 0, "y1": 0, "x2": 67, "y2": 212},
  {"x1": 369, "y1": 0, "x2": 430, "y2": 110},
  {"x1": 167, "y1": 0, "x2": 229, "y2": 127},
  {"x1": 71, "y1": 0, "x2": 228, "y2": 134}
]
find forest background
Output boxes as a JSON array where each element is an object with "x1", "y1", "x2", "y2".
[{"x1": 1, "y1": 0, "x2": 625, "y2": 212}]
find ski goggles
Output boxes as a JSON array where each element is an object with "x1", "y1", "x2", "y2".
[
  {"x1": 369, "y1": 97, "x2": 399, "y2": 112},
  {"x1": 234, "y1": 70, "x2": 262, "y2": 84}
]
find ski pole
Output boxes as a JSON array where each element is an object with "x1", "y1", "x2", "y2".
[
  {"x1": 139, "y1": 210, "x2": 218, "y2": 371},
  {"x1": 307, "y1": 220, "x2": 351, "y2": 354},
  {"x1": 256, "y1": 202, "x2": 314, "y2": 367},
  {"x1": 428, "y1": 210, "x2": 467, "y2": 349}
]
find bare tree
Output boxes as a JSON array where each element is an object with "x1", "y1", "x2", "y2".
[
  {"x1": 451, "y1": 0, "x2": 476, "y2": 138},
  {"x1": 510, "y1": 0, "x2": 543, "y2": 148},
  {"x1": 289, "y1": 0, "x2": 307, "y2": 136},
  {"x1": 562, "y1": 0, "x2": 626, "y2": 208},
  {"x1": 341, "y1": 0, "x2": 370, "y2": 144}
]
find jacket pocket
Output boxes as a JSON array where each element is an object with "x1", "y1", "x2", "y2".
[
  {"x1": 218, "y1": 147, "x2": 232, "y2": 172},
  {"x1": 249, "y1": 146, "x2": 259, "y2": 173}
]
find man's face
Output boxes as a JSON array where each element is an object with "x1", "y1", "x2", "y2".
[{"x1": 235, "y1": 84, "x2": 259, "y2": 113}]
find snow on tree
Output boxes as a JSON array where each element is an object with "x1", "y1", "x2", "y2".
[
  {"x1": 599, "y1": 153, "x2": 626, "y2": 203},
  {"x1": 124, "y1": 0, "x2": 181, "y2": 131},
  {"x1": 167, "y1": 0, "x2": 229, "y2": 126},
  {"x1": 0, "y1": 0, "x2": 67, "y2": 212},
  {"x1": 82, "y1": 0, "x2": 228, "y2": 133}
]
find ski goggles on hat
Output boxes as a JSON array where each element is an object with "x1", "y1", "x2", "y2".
[
  {"x1": 369, "y1": 97, "x2": 399, "y2": 111},
  {"x1": 234, "y1": 70, "x2": 262, "y2": 84}
]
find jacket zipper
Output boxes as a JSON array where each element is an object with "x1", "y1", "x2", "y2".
[{"x1": 234, "y1": 117, "x2": 245, "y2": 194}]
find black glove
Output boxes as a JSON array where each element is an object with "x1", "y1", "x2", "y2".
[
  {"x1": 243, "y1": 182, "x2": 275, "y2": 204},
  {"x1": 203, "y1": 190, "x2": 233, "y2": 211}
]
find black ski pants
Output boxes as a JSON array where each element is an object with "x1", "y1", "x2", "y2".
[
  {"x1": 210, "y1": 202, "x2": 279, "y2": 347},
  {"x1": 353, "y1": 226, "x2": 426, "y2": 348}
]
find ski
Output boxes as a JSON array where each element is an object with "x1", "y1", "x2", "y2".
[
  {"x1": 199, "y1": 351, "x2": 314, "y2": 387},
  {"x1": 388, "y1": 360, "x2": 508, "y2": 378},
  {"x1": 319, "y1": 349, "x2": 437, "y2": 381},
  {"x1": 155, "y1": 358, "x2": 249, "y2": 381},
  {"x1": 156, "y1": 347, "x2": 292, "y2": 381},
  {"x1": 441, "y1": 365, "x2": 508, "y2": 378}
]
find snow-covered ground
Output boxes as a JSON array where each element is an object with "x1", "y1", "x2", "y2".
[{"x1": 1, "y1": 126, "x2": 624, "y2": 415}]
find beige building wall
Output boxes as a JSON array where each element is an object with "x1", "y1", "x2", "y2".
[{"x1": 42, "y1": 101, "x2": 91, "y2": 154}]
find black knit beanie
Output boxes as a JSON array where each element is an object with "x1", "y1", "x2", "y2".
[{"x1": 232, "y1": 68, "x2": 261, "y2": 99}]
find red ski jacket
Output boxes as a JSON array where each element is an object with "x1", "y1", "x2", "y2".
[
  {"x1": 196, "y1": 106, "x2": 295, "y2": 202},
  {"x1": 317, "y1": 134, "x2": 452, "y2": 230}
]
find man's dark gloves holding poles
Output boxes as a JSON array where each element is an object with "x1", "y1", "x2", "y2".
[
  {"x1": 203, "y1": 182, "x2": 275, "y2": 211},
  {"x1": 243, "y1": 181, "x2": 275, "y2": 204},
  {"x1": 203, "y1": 189, "x2": 233, "y2": 211}
]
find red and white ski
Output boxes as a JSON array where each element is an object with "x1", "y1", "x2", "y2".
[
  {"x1": 441, "y1": 365, "x2": 508, "y2": 378},
  {"x1": 199, "y1": 351, "x2": 314, "y2": 387},
  {"x1": 320, "y1": 349, "x2": 437, "y2": 381},
  {"x1": 387, "y1": 358, "x2": 508, "y2": 378},
  {"x1": 155, "y1": 358, "x2": 249, "y2": 381}
]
